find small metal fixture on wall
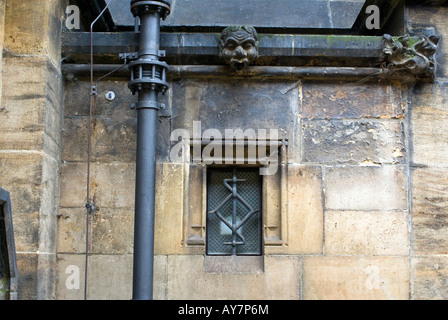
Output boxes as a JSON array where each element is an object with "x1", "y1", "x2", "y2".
[{"x1": 219, "y1": 26, "x2": 260, "y2": 71}]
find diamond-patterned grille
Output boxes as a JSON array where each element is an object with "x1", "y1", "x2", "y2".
[{"x1": 207, "y1": 167, "x2": 262, "y2": 256}]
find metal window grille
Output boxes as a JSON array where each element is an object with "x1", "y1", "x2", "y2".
[{"x1": 206, "y1": 167, "x2": 262, "y2": 256}]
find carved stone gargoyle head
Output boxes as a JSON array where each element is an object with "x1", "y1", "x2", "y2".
[
  {"x1": 219, "y1": 26, "x2": 260, "y2": 71},
  {"x1": 383, "y1": 33, "x2": 440, "y2": 78}
]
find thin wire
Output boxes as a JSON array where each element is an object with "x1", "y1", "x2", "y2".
[
  {"x1": 85, "y1": 0, "x2": 113, "y2": 301},
  {"x1": 95, "y1": 59, "x2": 128, "y2": 87},
  {"x1": 90, "y1": 0, "x2": 113, "y2": 88}
]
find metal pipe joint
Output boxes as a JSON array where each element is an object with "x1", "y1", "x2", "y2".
[{"x1": 128, "y1": 0, "x2": 171, "y2": 98}]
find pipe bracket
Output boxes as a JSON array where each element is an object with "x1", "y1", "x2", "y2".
[{"x1": 135, "y1": 101, "x2": 165, "y2": 110}]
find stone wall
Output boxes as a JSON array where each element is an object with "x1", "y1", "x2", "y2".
[
  {"x1": 57, "y1": 78, "x2": 138, "y2": 299},
  {"x1": 57, "y1": 69, "x2": 407, "y2": 299},
  {"x1": 406, "y1": 5, "x2": 448, "y2": 300},
  {"x1": 56, "y1": 71, "x2": 414, "y2": 299},
  {"x1": 0, "y1": 0, "x2": 66, "y2": 299},
  {"x1": 55, "y1": 5, "x2": 448, "y2": 301},
  {"x1": 0, "y1": 1, "x2": 447, "y2": 300}
]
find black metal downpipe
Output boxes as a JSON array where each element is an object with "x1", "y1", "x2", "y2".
[{"x1": 128, "y1": 0, "x2": 171, "y2": 300}]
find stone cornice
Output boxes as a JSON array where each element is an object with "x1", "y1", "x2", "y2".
[{"x1": 62, "y1": 31, "x2": 440, "y2": 82}]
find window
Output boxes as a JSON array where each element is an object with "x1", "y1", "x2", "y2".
[{"x1": 206, "y1": 167, "x2": 262, "y2": 256}]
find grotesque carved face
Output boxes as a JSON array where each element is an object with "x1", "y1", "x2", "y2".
[{"x1": 220, "y1": 26, "x2": 259, "y2": 71}]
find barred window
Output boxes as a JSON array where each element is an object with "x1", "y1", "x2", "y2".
[{"x1": 206, "y1": 167, "x2": 262, "y2": 256}]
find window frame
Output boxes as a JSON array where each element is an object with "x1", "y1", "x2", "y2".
[{"x1": 0, "y1": 188, "x2": 18, "y2": 300}]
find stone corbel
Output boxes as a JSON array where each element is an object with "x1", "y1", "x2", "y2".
[{"x1": 383, "y1": 33, "x2": 440, "y2": 79}]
